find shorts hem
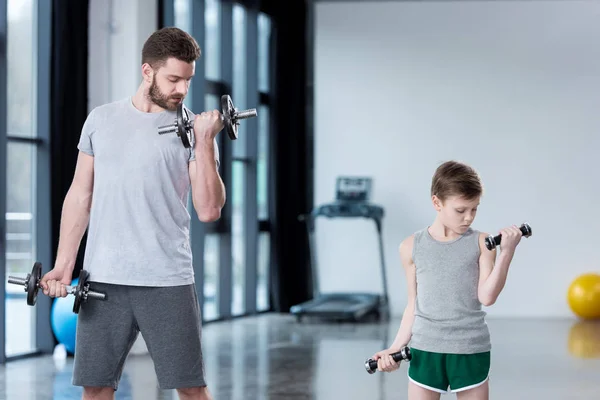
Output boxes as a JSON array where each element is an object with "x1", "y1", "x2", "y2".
[
  {"x1": 159, "y1": 379, "x2": 207, "y2": 390},
  {"x1": 72, "y1": 380, "x2": 118, "y2": 391},
  {"x1": 407, "y1": 371, "x2": 448, "y2": 394},
  {"x1": 450, "y1": 376, "x2": 489, "y2": 393}
]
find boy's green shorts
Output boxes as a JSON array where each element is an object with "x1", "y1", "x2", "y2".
[{"x1": 407, "y1": 348, "x2": 490, "y2": 394}]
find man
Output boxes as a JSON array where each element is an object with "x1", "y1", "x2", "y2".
[{"x1": 40, "y1": 27, "x2": 223, "y2": 400}]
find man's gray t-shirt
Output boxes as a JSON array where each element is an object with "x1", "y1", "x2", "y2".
[{"x1": 77, "y1": 97, "x2": 219, "y2": 287}]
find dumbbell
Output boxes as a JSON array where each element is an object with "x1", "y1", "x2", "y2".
[
  {"x1": 7, "y1": 262, "x2": 106, "y2": 314},
  {"x1": 364, "y1": 346, "x2": 412, "y2": 374},
  {"x1": 157, "y1": 94, "x2": 258, "y2": 148},
  {"x1": 485, "y1": 223, "x2": 532, "y2": 251}
]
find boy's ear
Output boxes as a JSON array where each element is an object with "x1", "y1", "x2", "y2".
[{"x1": 432, "y1": 195, "x2": 443, "y2": 211}]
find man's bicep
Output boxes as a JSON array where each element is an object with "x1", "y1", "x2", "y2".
[{"x1": 71, "y1": 151, "x2": 94, "y2": 196}]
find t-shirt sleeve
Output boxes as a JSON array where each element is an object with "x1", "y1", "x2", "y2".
[{"x1": 77, "y1": 109, "x2": 96, "y2": 156}]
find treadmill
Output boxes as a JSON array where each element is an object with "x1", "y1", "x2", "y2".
[{"x1": 290, "y1": 177, "x2": 390, "y2": 322}]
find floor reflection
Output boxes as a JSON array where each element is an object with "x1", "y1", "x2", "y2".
[{"x1": 0, "y1": 314, "x2": 599, "y2": 399}]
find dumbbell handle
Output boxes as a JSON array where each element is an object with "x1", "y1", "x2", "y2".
[
  {"x1": 7, "y1": 276, "x2": 106, "y2": 301},
  {"x1": 157, "y1": 108, "x2": 258, "y2": 135},
  {"x1": 364, "y1": 346, "x2": 412, "y2": 374},
  {"x1": 485, "y1": 223, "x2": 532, "y2": 251}
]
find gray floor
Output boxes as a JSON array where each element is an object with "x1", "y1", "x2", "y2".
[{"x1": 0, "y1": 313, "x2": 599, "y2": 399}]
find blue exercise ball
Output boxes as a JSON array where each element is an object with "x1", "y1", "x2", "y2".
[{"x1": 50, "y1": 278, "x2": 79, "y2": 355}]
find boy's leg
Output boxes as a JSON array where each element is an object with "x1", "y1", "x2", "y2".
[
  {"x1": 130, "y1": 284, "x2": 211, "y2": 398},
  {"x1": 455, "y1": 380, "x2": 489, "y2": 400},
  {"x1": 72, "y1": 283, "x2": 139, "y2": 395},
  {"x1": 407, "y1": 348, "x2": 449, "y2": 398},
  {"x1": 446, "y1": 351, "x2": 490, "y2": 400},
  {"x1": 408, "y1": 380, "x2": 443, "y2": 400}
]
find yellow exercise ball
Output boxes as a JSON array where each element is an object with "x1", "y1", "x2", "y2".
[{"x1": 567, "y1": 273, "x2": 600, "y2": 320}]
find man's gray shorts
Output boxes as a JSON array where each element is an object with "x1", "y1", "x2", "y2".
[{"x1": 71, "y1": 282, "x2": 206, "y2": 390}]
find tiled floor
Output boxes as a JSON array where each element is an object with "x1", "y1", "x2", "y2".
[{"x1": 0, "y1": 313, "x2": 599, "y2": 399}]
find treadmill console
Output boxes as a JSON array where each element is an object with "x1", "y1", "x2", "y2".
[
  {"x1": 313, "y1": 202, "x2": 384, "y2": 220},
  {"x1": 336, "y1": 177, "x2": 372, "y2": 202}
]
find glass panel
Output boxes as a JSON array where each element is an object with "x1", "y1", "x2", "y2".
[
  {"x1": 202, "y1": 93, "x2": 221, "y2": 322},
  {"x1": 203, "y1": 234, "x2": 220, "y2": 321},
  {"x1": 5, "y1": 142, "x2": 36, "y2": 357},
  {"x1": 258, "y1": 13, "x2": 271, "y2": 93},
  {"x1": 231, "y1": 161, "x2": 245, "y2": 316},
  {"x1": 205, "y1": 0, "x2": 221, "y2": 81},
  {"x1": 257, "y1": 232, "x2": 270, "y2": 311},
  {"x1": 174, "y1": 0, "x2": 191, "y2": 34},
  {"x1": 7, "y1": 0, "x2": 36, "y2": 138},
  {"x1": 257, "y1": 105, "x2": 269, "y2": 220},
  {"x1": 232, "y1": 3, "x2": 247, "y2": 159}
]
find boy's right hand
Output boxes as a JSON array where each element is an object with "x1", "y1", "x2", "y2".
[
  {"x1": 40, "y1": 268, "x2": 72, "y2": 298},
  {"x1": 371, "y1": 348, "x2": 402, "y2": 372}
]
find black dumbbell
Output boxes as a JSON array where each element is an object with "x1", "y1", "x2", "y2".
[
  {"x1": 364, "y1": 346, "x2": 412, "y2": 374},
  {"x1": 157, "y1": 94, "x2": 257, "y2": 148},
  {"x1": 485, "y1": 223, "x2": 532, "y2": 251},
  {"x1": 7, "y1": 262, "x2": 106, "y2": 314}
]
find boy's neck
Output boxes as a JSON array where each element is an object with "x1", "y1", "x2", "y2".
[{"x1": 428, "y1": 219, "x2": 463, "y2": 242}]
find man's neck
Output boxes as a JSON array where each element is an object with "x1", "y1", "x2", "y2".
[{"x1": 131, "y1": 84, "x2": 166, "y2": 113}]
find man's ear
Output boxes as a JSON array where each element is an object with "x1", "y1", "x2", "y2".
[{"x1": 141, "y1": 63, "x2": 154, "y2": 84}]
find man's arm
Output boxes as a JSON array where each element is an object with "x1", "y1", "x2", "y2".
[
  {"x1": 478, "y1": 232, "x2": 515, "y2": 306},
  {"x1": 189, "y1": 138, "x2": 226, "y2": 222},
  {"x1": 54, "y1": 151, "x2": 95, "y2": 273}
]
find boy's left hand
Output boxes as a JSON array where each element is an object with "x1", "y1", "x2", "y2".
[{"x1": 499, "y1": 225, "x2": 522, "y2": 253}]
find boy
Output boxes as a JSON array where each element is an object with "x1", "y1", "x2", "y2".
[{"x1": 371, "y1": 160, "x2": 524, "y2": 399}]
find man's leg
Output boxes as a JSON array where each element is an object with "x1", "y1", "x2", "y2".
[
  {"x1": 130, "y1": 284, "x2": 211, "y2": 399},
  {"x1": 72, "y1": 282, "x2": 139, "y2": 399}
]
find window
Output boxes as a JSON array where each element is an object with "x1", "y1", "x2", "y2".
[
  {"x1": 162, "y1": 0, "x2": 274, "y2": 321},
  {"x1": 5, "y1": 0, "x2": 38, "y2": 358},
  {"x1": 205, "y1": 0, "x2": 221, "y2": 81},
  {"x1": 257, "y1": 12, "x2": 272, "y2": 312}
]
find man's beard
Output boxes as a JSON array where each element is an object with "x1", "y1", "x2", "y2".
[{"x1": 148, "y1": 76, "x2": 182, "y2": 111}]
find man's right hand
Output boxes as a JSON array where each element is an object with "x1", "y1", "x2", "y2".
[{"x1": 40, "y1": 268, "x2": 72, "y2": 298}]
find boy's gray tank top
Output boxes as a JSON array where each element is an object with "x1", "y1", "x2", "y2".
[{"x1": 410, "y1": 227, "x2": 491, "y2": 354}]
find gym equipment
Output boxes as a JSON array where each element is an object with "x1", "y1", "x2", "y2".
[
  {"x1": 8, "y1": 262, "x2": 106, "y2": 314},
  {"x1": 485, "y1": 222, "x2": 532, "y2": 250},
  {"x1": 51, "y1": 279, "x2": 80, "y2": 354},
  {"x1": 157, "y1": 94, "x2": 258, "y2": 148},
  {"x1": 364, "y1": 346, "x2": 412, "y2": 374},
  {"x1": 290, "y1": 177, "x2": 389, "y2": 322},
  {"x1": 567, "y1": 273, "x2": 600, "y2": 320}
]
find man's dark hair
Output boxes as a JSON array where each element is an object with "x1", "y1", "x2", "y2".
[{"x1": 141, "y1": 27, "x2": 201, "y2": 69}]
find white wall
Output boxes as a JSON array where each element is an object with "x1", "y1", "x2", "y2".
[
  {"x1": 314, "y1": 0, "x2": 600, "y2": 319},
  {"x1": 88, "y1": 0, "x2": 158, "y2": 111}
]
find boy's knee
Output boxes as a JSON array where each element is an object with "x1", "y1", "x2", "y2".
[
  {"x1": 176, "y1": 386, "x2": 213, "y2": 400},
  {"x1": 82, "y1": 386, "x2": 115, "y2": 400}
]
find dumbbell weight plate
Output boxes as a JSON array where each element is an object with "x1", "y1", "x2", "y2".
[
  {"x1": 221, "y1": 95, "x2": 238, "y2": 140},
  {"x1": 177, "y1": 105, "x2": 193, "y2": 148},
  {"x1": 72, "y1": 270, "x2": 90, "y2": 314},
  {"x1": 27, "y1": 262, "x2": 42, "y2": 306}
]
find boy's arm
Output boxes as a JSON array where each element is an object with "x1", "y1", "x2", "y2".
[
  {"x1": 389, "y1": 235, "x2": 417, "y2": 350},
  {"x1": 477, "y1": 230, "x2": 518, "y2": 306}
]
